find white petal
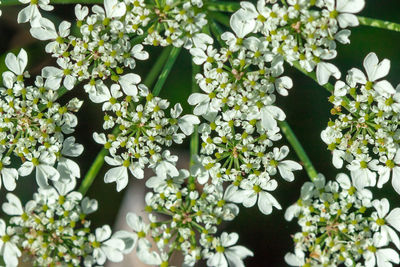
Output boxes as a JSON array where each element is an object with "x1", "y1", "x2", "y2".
[
  {"x1": 2, "y1": 193, "x2": 23, "y2": 215},
  {"x1": 316, "y1": 62, "x2": 341, "y2": 85},
  {"x1": 2, "y1": 168, "x2": 18, "y2": 191},
  {"x1": 178, "y1": 115, "x2": 200, "y2": 135},
  {"x1": 387, "y1": 208, "x2": 400, "y2": 232}
]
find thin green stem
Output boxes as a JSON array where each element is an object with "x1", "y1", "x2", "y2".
[
  {"x1": 187, "y1": 58, "x2": 200, "y2": 189},
  {"x1": 1, "y1": 0, "x2": 102, "y2": 5},
  {"x1": 152, "y1": 46, "x2": 181, "y2": 96},
  {"x1": 291, "y1": 61, "x2": 334, "y2": 93},
  {"x1": 209, "y1": 20, "x2": 225, "y2": 48},
  {"x1": 358, "y1": 16, "x2": 400, "y2": 33},
  {"x1": 190, "y1": 61, "x2": 200, "y2": 167},
  {"x1": 278, "y1": 121, "x2": 318, "y2": 180},
  {"x1": 206, "y1": 1, "x2": 240, "y2": 12},
  {"x1": 143, "y1": 46, "x2": 172, "y2": 87},
  {"x1": 291, "y1": 61, "x2": 351, "y2": 108},
  {"x1": 78, "y1": 127, "x2": 120, "y2": 195},
  {"x1": 208, "y1": 11, "x2": 230, "y2": 28}
]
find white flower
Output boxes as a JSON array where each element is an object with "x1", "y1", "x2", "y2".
[
  {"x1": 365, "y1": 233, "x2": 400, "y2": 267},
  {"x1": 171, "y1": 103, "x2": 200, "y2": 135},
  {"x1": 316, "y1": 61, "x2": 341, "y2": 85},
  {"x1": 17, "y1": 0, "x2": 53, "y2": 25},
  {"x1": 347, "y1": 157, "x2": 378, "y2": 189},
  {"x1": 270, "y1": 146, "x2": 302, "y2": 182},
  {"x1": 352, "y1": 52, "x2": 395, "y2": 95},
  {"x1": 18, "y1": 151, "x2": 59, "y2": 187},
  {"x1": 207, "y1": 232, "x2": 253, "y2": 267},
  {"x1": 104, "y1": 155, "x2": 144, "y2": 192},
  {"x1": 154, "y1": 150, "x2": 179, "y2": 179},
  {"x1": 284, "y1": 249, "x2": 305, "y2": 266},
  {"x1": 260, "y1": 105, "x2": 286, "y2": 130},
  {"x1": 378, "y1": 149, "x2": 400, "y2": 194},
  {"x1": 104, "y1": 0, "x2": 126, "y2": 18},
  {"x1": 92, "y1": 225, "x2": 125, "y2": 265},
  {"x1": 235, "y1": 176, "x2": 281, "y2": 215},
  {"x1": 30, "y1": 18, "x2": 70, "y2": 44},
  {"x1": 126, "y1": 213, "x2": 162, "y2": 265},
  {"x1": 4, "y1": 49, "x2": 28, "y2": 78},
  {"x1": 230, "y1": 7, "x2": 256, "y2": 38},
  {"x1": 372, "y1": 199, "x2": 400, "y2": 249},
  {"x1": 326, "y1": 0, "x2": 365, "y2": 28},
  {"x1": 119, "y1": 73, "x2": 141, "y2": 96},
  {"x1": 0, "y1": 219, "x2": 21, "y2": 267},
  {"x1": 0, "y1": 156, "x2": 18, "y2": 191},
  {"x1": 2, "y1": 193, "x2": 23, "y2": 216}
]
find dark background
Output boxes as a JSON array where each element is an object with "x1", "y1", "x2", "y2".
[{"x1": 1, "y1": 0, "x2": 400, "y2": 266}]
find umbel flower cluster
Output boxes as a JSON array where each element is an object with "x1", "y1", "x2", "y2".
[
  {"x1": 0, "y1": 48, "x2": 82, "y2": 190},
  {"x1": 2, "y1": 0, "x2": 400, "y2": 266},
  {"x1": 285, "y1": 173, "x2": 400, "y2": 266},
  {"x1": 322, "y1": 52, "x2": 400, "y2": 194},
  {"x1": 0, "y1": 172, "x2": 136, "y2": 266}
]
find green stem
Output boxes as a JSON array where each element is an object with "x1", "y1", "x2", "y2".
[
  {"x1": 291, "y1": 61, "x2": 351, "y2": 108},
  {"x1": 189, "y1": 61, "x2": 200, "y2": 167},
  {"x1": 143, "y1": 47, "x2": 172, "y2": 87},
  {"x1": 152, "y1": 46, "x2": 181, "y2": 96},
  {"x1": 208, "y1": 11, "x2": 230, "y2": 28},
  {"x1": 209, "y1": 20, "x2": 226, "y2": 48},
  {"x1": 358, "y1": 16, "x2": 400, "y2": 32},
  {"x1": 78, "y1": 127, "x2": 120, "y2": 195},
  {"x1": 291, "y1": 61, "x2": 334, "y2": 93},
  {"x1": 278, "y1": 121, "x2": 318, "y2": 180},
  {"x1": 1, "y1": 0, "x2": 102, "y2": 5},
  {"x1": 206, "y1": 1, "x2": 240, "y2": 12}
]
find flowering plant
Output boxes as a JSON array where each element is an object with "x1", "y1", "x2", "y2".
[{"x1": 0, "y1": 0, "x2": 400, "y2": 266}]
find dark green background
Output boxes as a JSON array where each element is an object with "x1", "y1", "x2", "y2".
[{"x1": 1, "y1": 0, "x2": 400, "y2": 266}]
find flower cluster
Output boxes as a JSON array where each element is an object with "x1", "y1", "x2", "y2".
[
  {"x1": 28, "y1": 0, "x2": 209, "y2": 100},
  {"x1": 0, "y1": 49, "x2": 83, "y2": 190},
  {"x1": 232, "y1": 0, "x2": 365, "y2": 85},
  {"x1": 322, "y1": 52, "x2": 400, "y2": 194},
  {"x1": 142, "y1": 0, "x2": 207, "y2": 47},
  {"x1": 5, "y1": 0, "x2": 394, "y2": 266},
  {"x1": 123, "y1": 168, "x2": 253, "y2": 266},
  {"x1": 0, "y1": 177, "x2": 135, "y2": 266},
  {"x1": 285, "y1": 173, "x2": 400, "y2": 267},
  {"x1": 93, "y1": 85, "x2": 199, "y2": 191},
  {"x1": 30, "y1": 0, "x2": 149, "y2": 95},
  {"x1": 23, "y1": 0, "x2": 213, "y2": 192},
  {"x1": 188, "y1": 2, "x2": 303, "y2": 216}
]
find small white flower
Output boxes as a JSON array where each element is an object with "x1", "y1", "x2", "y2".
[
  {"x1": 207, "y1": 232, "x2": 253, "y2": 267},
  {"x1": 0, "y1": 219, "x2": 21, "y2": 267},
  {"x1": 92, "y1": 225, "x2": 125, "y2": 265},
  {"x1": 17, "y1": 0, "x2": 53, "y2": 25}
]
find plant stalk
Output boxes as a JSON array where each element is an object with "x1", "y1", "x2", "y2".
[
  {"x1": 358, "y1": 16, "x2": 400, "y2": 32},
  {"x1": 206, "y1": 1, "x2": 240, "y2": 12},
  {"x1": 278, "y1": 121, "x2": 318, "y2": 180},
  {"x1": 152, "y1": 47, "x2": 181, "y2": 96}
]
